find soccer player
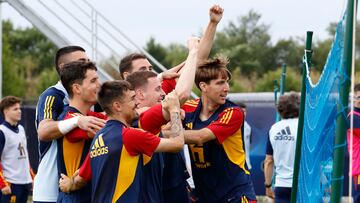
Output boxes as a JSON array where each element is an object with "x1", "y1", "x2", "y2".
[
  {"x1": 33, "y1": 46, "x2": 106, "y2": 203},
  {"x1": 347, "y1": 83, "x2": 360, "y2": 203},
  {"x1": 56, "y1": 61, "x2": 107, "y2": 203},
  {"x1": 264, "y1": 92, "x2": 300, "y2": 203},
  {"x1": 0, "y1": 96, "x2": 33, "y2": 203},
  {"x1": 125, "y1": 35, "x2": 199, "y2": 203},
  {"x1": 59, "y1": 80, "x2": 185, "y2": 202},
  {"x1": 182, "y1": 57, "x2": 257, "y2": 202}
]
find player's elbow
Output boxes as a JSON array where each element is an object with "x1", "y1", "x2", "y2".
[
  {"x1": 37, "y1": 127, "x2": 52, "y2": 141},
  {"x1": 264, "y1": 156, "x2": 274, "y2": 168},
  {"x1": 178, "y1": 91, "x2": 191, "y2": 105}
]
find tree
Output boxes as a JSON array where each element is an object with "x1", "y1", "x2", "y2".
[{"x1": 2, "y1": 20, "x2": 58, "y2": 100}]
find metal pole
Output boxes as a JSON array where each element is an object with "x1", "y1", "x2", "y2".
[
  {"x1": 274, "y1": 80, "x2": 279, "y2": 121},
  {"x1": 290, "y1": 31, "x2": 313, "y2": 203},
  {"x1": 331, "y1": 0, "x2": 356, "y2": 202},
  {"x1": 280, "y1": 63, "x2": 287, "y2": 95}
]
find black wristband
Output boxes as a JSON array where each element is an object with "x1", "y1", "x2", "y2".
[{"x1": 265, "y1": 183, "x2": 272, "y2": 188}]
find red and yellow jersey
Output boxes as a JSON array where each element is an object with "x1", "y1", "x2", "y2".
[
  {"x1": 183, "y1": 99, "x2": 256, "y2": 202},
  {"x1": 56, "y1": 106, "x2": 107, "y2": 202},
  {"x1": 79, "y1": 120, "x2": 160, "y2": 203}
]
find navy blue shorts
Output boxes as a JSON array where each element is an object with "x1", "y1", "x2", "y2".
[
  {"x1": 163, "y1": 181, "x2": 191, "y2": 203},
  {"x1": 274, "y1": 187, "x2": 292, "y2": 203}
]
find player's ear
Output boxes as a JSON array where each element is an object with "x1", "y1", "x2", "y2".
[
  {"x1": 72, "y1": 83, "x2": 81, "y2": 96},
  {"x1": 112, "y1": 100, "x2": 122, "y2": 113},
  {"x1": 199, "y1": 82, "x2": 207, "y2": 93},
  {"x1": 135, "y1": 89, "x2": 145, "y2": 101}
]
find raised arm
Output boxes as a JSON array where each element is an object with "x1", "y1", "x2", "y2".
[
  {"x1": 174, "y1": 37, "x2": 199, "y2": 104},
  {"x1": 197, "y1": 5, "x2": 223, "y2": 62}
]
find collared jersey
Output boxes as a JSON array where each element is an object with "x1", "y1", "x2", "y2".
[
  {"x1": 33, "y1": 81, "x2": 68, "y2": 202},
  {"x1": 347, "y1": 107, "x2": 360, "y2": 176},
  {"x1": 183, "y1": 99, "x2": 256, "y2": 202},
  {"x1": 80, "y1": 120, "x2": 160, "y2": 203}
]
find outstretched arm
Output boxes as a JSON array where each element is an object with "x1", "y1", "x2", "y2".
[{"x1": 197, "y1": 5, "x2": 224, "y2": 63}]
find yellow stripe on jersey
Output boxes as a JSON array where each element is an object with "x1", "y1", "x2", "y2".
[
  {"x1": 112, "y1": 147, "x2": 140, "y2": 203},
  {"x1": 44, "y1": 96, "x2": 55, "y2": 119},
  {"x1": 223, "y1": 109, "x2": 234, "y2": 124},
  {"x1": 63, "y1": 137, "x2": 85, "y2": 176},
  {"x1": 219, "y1": 108, "x2": 232, "y2": 123},
  {"x1": 222, "y1": 129, "x2": 249, "y2": 175}
]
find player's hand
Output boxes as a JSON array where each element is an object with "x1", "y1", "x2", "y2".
[
  {"x1": 1, "y1": 186, "x2": 11, "y2": 195},
  {"x1": 162, "y1": 91, "x2": 180, "y2": 113},
  {"x1": 187, "y1": 37, "x2": 200, "y2": 52},
  {"x1": 59, "y1": 173, "x2": 73, "y2": 193},
  {"x1": 161, "y1": 62, "x2": 185, "y2": 80},
  {"x1": 209, "y1": 5, "x2": 223, "y2": 24},
  {"x1": 78, "y1": 116, "x2": 106, "y2": 135},
  {"x1": 265, "y1": 187, "x2": 275, "y2": 199}
]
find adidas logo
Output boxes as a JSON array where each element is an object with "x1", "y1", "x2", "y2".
[
  {"x1": 90, "y1": 134, "x2": 109, "y2": 158},
  {"x1": 274, "y1": 126, "x2": 295, "y2": 141}
]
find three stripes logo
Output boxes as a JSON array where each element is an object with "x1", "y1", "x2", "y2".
[
  {"x1": 90, "y1": 134, "x2": 109, "y2": 158},
  {"x1": 219, "y1": 108, "x2": 234, "y2": 124},
  {"x1": 274, "y1": 126, "x2": 295, "y2": 141}
]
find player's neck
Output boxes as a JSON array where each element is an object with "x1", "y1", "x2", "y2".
[
  {"x1": 200, "y1": 96, "x2": 220, "y2": 120},
  {"x1": 69, "y1": 98, "x2": 92, "y2": 115},
  {"x1": 5, "y1": 118, "x2": 18, "y2": 126},
  {"x1": 110, "y1": 114, "x2": 130, "y2": 127}
]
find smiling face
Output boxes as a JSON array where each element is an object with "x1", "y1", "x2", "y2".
[
  {"x1": 120, "y1": 90, "x2": 139, "y2": 123},
  {"x1": 139, "y1": 77, "x2": 165, "y2": 108},
  {"x1": 76, "y1": 69, "x2": 100, "y2": 105}
]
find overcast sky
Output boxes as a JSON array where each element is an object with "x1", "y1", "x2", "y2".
[{"x1": 1, "y1": 0, "x2": 348, "y2": 55}]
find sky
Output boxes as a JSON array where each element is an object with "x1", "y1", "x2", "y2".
[{"x1": 1, "y1": 0, "x2": 348, "y2": 58}]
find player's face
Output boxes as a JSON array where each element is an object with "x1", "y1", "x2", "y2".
[
  {"x1": 79, "y1": 69, "x2": 100, "y2": 105},
  {"x1": 131, "y1": 58, "x2": 152, "y2": 73},
  {"x1": 204, "y1": 75, "x2": 230, "y2": 105},
  {"x1": 4, "y1": 103, "x2": 22, "y2": 124},
  {"x1": 355, "y1": 91, "x2": 360, "y2": 108},
  {"x1": 141, "y1": 77, "x2": 165, "y2": 107},
  {"x1": 121, "y1": 90, "x2": 139, "y2": 122}
]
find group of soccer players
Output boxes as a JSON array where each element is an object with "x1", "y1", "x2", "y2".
[{"x1": 32, "y1": 4, "x2": 257, "y2": 203}]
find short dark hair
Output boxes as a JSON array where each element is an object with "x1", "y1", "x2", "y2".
[
  {"x1": 0, "y1": 96, "x2": 21, "y2": 115},
  {"x1": 55, "y1": 46, "x2": 85, "y2": 75},
  {"x1": 126, "y1": 71, "x2": 157, "y2": 90},
  {"x1": 60, "y1": 61, "x2": 97, "y2": 98},
  {"x1": 355, "y1": 83, "x2": 360, "y2": 92},
  {"x1": 98, "y1": 80, "x2": 133, "y2": 115},
  {"x1": 119, "y1": 53, "x2": 147, "y2": 79},
  {"x1": 277, "y1": 92, "x2": 300, "y2": 119},
  {"x1": 195, "y1": 57, "x2": 231, "y2": 89}
]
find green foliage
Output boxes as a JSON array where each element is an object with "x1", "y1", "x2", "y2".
[
  {"x1": 144, "y1": 10, "x2": 359, "y2": 92},
  {"x1": 2, "y1": 20, "x2": 58, "y2": 100},
  {"x1": 255, "y1": 68, "x2": 302, "y2": 92}
]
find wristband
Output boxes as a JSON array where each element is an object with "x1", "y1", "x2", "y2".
[
  {"x1": 58, "y1": 116, "x2": 80, "y2": 135},
  {"x1": 157, "y1": 73, "x2": 163, "y2": 81},
  {"x1": 265, "y1": 183, "x2": 272, "y2": 188}
]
